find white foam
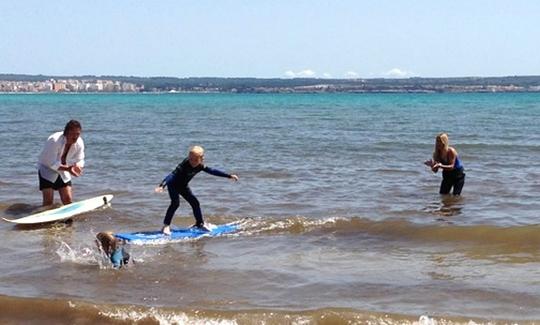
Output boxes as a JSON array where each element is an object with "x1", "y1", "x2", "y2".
[
  {"x1": 418, "y1": 315, "x2": 438, "y2": 325},
  {"x1": 99, "y1": 307, "x2": 238, "y2": 325},
  {"x1": 242, "y1": 216, "x2": 346, "y2": 235}
]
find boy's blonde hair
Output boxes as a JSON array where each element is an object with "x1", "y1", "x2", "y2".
[{"x1": 189, "y1": 145, "x2": 204, "y2": 156}]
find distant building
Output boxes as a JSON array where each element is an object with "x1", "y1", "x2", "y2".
[{"x1": 53, "y1": 82, "x2": 66, "y2": 92}]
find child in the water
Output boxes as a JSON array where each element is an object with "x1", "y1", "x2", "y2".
[{"x1": 95, "y1": 231, "x2": 130, "y2": 268}]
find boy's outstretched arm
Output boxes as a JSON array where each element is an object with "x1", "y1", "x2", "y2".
[{"x1": 203, "y1": 166, "x2": 239, "y2": 181}]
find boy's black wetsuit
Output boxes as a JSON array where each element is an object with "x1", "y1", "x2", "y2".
[{"x1": 159, "y1": 158, "x2": 232, "y2": 227}]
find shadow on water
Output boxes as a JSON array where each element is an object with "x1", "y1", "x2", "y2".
[
  {"x1": 3, "y1": 202, "x2": 63, "y2": 216},
  {"x1": 4, "y1": 203, "x2": 41, "y2": 216},
  {"x1": 423, "y1": 195, "x2": 464, "y2": 222}
]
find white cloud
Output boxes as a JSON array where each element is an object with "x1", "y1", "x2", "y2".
[
  {"x1": 284, "y1": 70, "x2": 296, "y2": 78},
  {"x1": 345, "y1": 71, "x2": 359, "y2": 78},
  {"x1": 322, "y1": 72, "x2": 332, "y2": 78},
  {"x1": 385, "y1": 68, "x2": 413, "y2": 78},
  {"x1": 284, "y1": 69, "x2": 316, "y2": 78}
]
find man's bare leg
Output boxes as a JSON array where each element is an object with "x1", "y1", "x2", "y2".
[
  {"x1": 59, "y1": 186, "x2": 73, "y2": 205},
  {"x1": 42, "y1": 188, "x2": 54, "y2": 206}
]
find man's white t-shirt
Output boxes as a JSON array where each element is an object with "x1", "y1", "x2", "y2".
[{"x1": 37, "y1": 132, "x2": 85, "y2": 183}]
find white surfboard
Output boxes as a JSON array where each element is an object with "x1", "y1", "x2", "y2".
[{"x1": 2, "y1": 194, "x2": 113, "y2": 225}]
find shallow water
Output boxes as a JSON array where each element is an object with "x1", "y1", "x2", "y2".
[{"x1": 1, "y1": 93, "x2": 540, "y2": 323}]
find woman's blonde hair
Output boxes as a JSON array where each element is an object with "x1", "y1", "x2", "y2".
[
  {"x1": 433, "y1": 133, "x2": 449, "y2": 161},
  {"x1": 96, "y1": 231, "x2": 117, "y2": 255}
]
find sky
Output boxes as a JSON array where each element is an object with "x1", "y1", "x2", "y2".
[{"x1": 1, "y1": 0, "x2": 539, "y2": 79}]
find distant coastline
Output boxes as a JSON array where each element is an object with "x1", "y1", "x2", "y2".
[{"x1": 2, "y1": 73, "x2": 540, "y2": 94}]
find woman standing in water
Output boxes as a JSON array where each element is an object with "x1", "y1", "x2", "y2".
[{"x1": 425, "y1": 133, "x2": 465, "y2": 195}]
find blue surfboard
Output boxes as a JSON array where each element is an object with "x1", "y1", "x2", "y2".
[{"x1": 115, "y1": 223, "x2": 239, "y2": 243}]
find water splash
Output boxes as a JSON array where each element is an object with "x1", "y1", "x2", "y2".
[{"x1": 55, "y1": 240, "x2": 109, "y2": 268}]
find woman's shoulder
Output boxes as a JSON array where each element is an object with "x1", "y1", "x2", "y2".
[{"x1": 448, "y1": 146, "x2": 458, "y2": 156}]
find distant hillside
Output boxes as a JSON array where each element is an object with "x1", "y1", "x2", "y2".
[{"x1": 2, "y1": 74, "x2": 540, "y2": 93}]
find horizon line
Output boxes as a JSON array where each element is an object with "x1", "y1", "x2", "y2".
[{"x1": 2, "y1": 73, "x2": 540, "y2": 81}]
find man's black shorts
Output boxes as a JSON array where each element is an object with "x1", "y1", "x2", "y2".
[{"x1": 38, "y1": 172, "x2": 72, "y2": 190}]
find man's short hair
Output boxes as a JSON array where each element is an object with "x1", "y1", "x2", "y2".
[{"x1": 63, "y1": 120, "x2": 82, "y2": 135}]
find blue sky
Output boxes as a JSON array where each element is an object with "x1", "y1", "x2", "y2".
[{"x1": 1, "y1": 0, "x2": 539, "y2": 78}]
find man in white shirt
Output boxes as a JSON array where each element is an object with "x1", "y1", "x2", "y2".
[{"x1": 37, "y1": 120, "x2": 85, "y2": 206}]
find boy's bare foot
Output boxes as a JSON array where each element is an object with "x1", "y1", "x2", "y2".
[{"x1": 162, "y1": 225, "x2": 171, "y2": 235}]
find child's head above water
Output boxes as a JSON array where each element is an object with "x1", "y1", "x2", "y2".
[
  {"x1": 96, "y1": 231, "x2": 117, "y2": 254},
  {"x1": 96, "y1": 231, "x2": 130, "y2": 268}
]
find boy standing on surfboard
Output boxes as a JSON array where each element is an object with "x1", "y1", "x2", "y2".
[
  {"x1": 155, "y1": 146, "x2": 238, "y2": 235},
  {"x1": 37, "y1": 120, "x2": 85, "y2": 206}
]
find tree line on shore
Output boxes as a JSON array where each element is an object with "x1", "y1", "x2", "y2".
[{"x1": 2, "y1": 74, "x2": 540, "y2": 93}]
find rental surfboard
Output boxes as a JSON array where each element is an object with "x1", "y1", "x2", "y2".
[
  {"x1": 115, "y1": 222, "x2": 239, "y2": 243},
  {"x1": 2, "y1": 194, "x2": 113, "y2": 225}
]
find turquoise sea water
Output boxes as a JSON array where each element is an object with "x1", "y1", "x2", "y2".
[{"x1": 1, "y1": 93, "x2": 540, "y2": 324}]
